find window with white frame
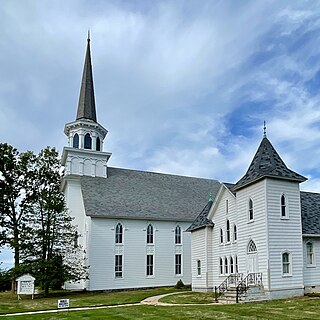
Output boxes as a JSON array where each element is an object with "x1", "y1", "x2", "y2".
[
  {"x1": 219, "y1": 258, "x2": 223, "y2": 275},
  {"x1": 226, "y1": 199, "x2": 229, "y2": 214},
  {"x1": 146, "y1": 254, "x2": 154, "y2": 276},
  {"x1": 306, "y1": 242, "x2": 315, "y2": 266},
  {"x1": 147, "y1": 224, "x2": 153, "y2": 244},
  {"x1": 224, "y1": 257, "x2": 228, "y2": 274},
  {"x1": 233, "y1": 224, "x2": 237, "y2": 242},
  {"x1": 226, "y1": 220, "x2": 230, "y2": 243},
  {"x1": 282, "y1": 252, "x2": 291, "y2": 275},
  {"x1": 115, "y1": 223, "x2": 123, "y2": 244},
  {"x1": 230, "y1": 256, "x2": 234, "y2": 274},
  {"x1": 115, "y1": 255, "x2": 123, "y2": 278},
  {"x1": 248, "y1": 198, "x2": 254, "y2": 221},
  {"x1": 281, "y1": 194, "x2": 287, "y2": 218},
  {"x1": 175, "y1": 254, "x2": 182, "y2": 275},
  {"x1": 197, "y1": 260, "x2": 201, "y2": 276},
  {"x1": 235, "y1": 255, "x2": 238, "y2": 273},
  {"x1": 220, "y1": 228, "x2": 223, "y2": 244},
  {"x1": 175, "y1": 225, "x2": 181, "y2": 244}
]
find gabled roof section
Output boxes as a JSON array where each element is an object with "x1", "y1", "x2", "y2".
[
  {"x1": 234, "y1": 137, "x2": 307, "y2": 190},
  {"x1": 76, "y1": 34, "x2": 97, "y2": 122},
  {"x1": 186, "y1": 200, "x2": 214, "y2": 232},
  {"x1": 79, "y1": 167, "x2": 221, "y2": 221},
  {"x1": 301, "y1": 191, "x2": 320, "y2": 235}
]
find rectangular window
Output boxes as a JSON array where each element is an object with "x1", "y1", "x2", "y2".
[
  {"x1": 197, "y1": 260, "x2": 201, "y2": 276},
  {"x1": 175, "y1": 254, "x2": 182, "y2": 275},
  {"x1": 226, "y1": 199, "x2": 228, "y2": 214},
  {"x1": 115, "y1": 255, "x2": 123, "y2": 278},
  {"x1": 306, "y1": 242, "x2": 314, "y2": 265},
  {"x1": 146, "y1": 254, "x2": 154, "y2": 276}
]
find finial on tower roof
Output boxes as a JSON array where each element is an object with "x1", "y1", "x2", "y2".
[
  {"x1": 263, "y1": 121, "x2": 267, "y2": 138},
  {"x1": 87, "y1": 30, "x2": 90, "y2": 42}
]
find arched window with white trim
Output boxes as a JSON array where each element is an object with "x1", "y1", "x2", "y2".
[
  {"x1": 226, "y1": 220, "x2": 230, "y2": 243},
  {"x1": 230, "y1": 256, "x2": 234, "y2": 274},
  {"x1": 175, "y1": 225, "x2": 181, "y2": 244},
  {"x1": 306, "y1": 242, "x2": 315, "y2": 266},
  {"x1": 248, "y1": 198, "x2": 254, "y2": 221},
  {"x1": 84, "y1": 133, "x2": 92, "y2": 149},
  {"x1": 224, "y1": 257, "x2": 228, "y2": 274},
  {"x1": 219, "y1": 258, "x2": 223, "y2": 275},
  {"x1": 220, "y1": 228, "x2": 223, "y2": 244},
  {"x1": 147, "y1": 224, "x2": 153, "y2": 244},
  {"x1": 73, "y1": 133, "x2": 79, "y2": 148},
  {"x1": 281, "y1": 194, "x2": 287, "y2": 218},
  {"x1": 233, "y1": 224, "x2": 237, "y2": 242},
  {"x1": 115, "y1": 223, "x2": 123, "y2": 244},
  {"x1": 282, "y1": 252, "x2": 291, "y2": 275}
]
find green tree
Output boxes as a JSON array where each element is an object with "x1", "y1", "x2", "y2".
[
  {"x1": 23, "y1": 147, "x2": 87, "y2": 295},
  {"x1": 0, "y1": 143, "x2": 34, "y2": 290}
]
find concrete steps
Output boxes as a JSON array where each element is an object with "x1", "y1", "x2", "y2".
[{"x1": 218, "y1": 285, "x2": 268, "y2": 304}]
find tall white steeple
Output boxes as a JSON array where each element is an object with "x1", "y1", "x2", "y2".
[{"x1": 61, "y1": 34, "x2": 111, "y2": 178}]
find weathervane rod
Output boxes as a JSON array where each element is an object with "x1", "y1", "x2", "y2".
[{"x1": 263, "y1": 121, "x2": 267, "y2": 137}]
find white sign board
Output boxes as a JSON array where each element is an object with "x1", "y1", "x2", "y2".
[
  {"x1": 16, "y1": 274, "x2": 35, "y2": 295},
  {"x1": 58, "y1": 299, "x2": 70, "y2": 309}
]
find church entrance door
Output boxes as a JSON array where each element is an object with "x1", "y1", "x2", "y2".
[{"x1": 246, "y1": 239, "x2": 258, "y2": 274}]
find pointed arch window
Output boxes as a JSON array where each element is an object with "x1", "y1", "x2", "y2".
[
  {"x1": 96, "y1": 137, "x2": 101, "y2": 151},
  {"x1": 175, "y1": 225, "x2": 181, "y2": 244},
  {"x1": 147, "y1": 224, "x2": 154, "y2": 244},
  {"x1": 219, "y1": 258, "x2": 223, "y2": 275},
  {"x1": 233, "y1": 224, "x2": 237, "y2": 242},
  {"x1": 230, "y1": 256, "x2": 234, "y2": 274},
  {"x1": 235, "y1": 255, "x2": 238, "y2": 273},
  {"x1": 84, "y1": 133, "x2": 92, "y2": 149},
  {"x1": 248, "y1": 199, "x2": 254, "y2": 221},
  {"x1": 281, "y1": 194, "x2": 287, "y2": 218},
  {"x1": 220, "y1": 228, "x2": 223, "y2": 244},
  {"x1": 226, "y1": 220, "x2": 230, "y2": 242},
  {"x1": 247, "y1": 240, "x2": 257, "y2": 253},
  {"x1": 115, "y1": 223, "x2": 123, "y2": 244},
  {"x1": 73, "y1": 133, "x2": 79, "y2": 148},
  {"x1": 224, "y1": 257, "x2": 228, "y2": 274}
]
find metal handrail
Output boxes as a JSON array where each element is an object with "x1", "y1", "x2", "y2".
[
  {"x1": 236, "y1": 272, "x2": 263, "y2": 303},
  {"x1": 214, "y1": 273, "x2": 243, "y2": 301}
]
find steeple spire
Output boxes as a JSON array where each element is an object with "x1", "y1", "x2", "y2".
[{"x1": 76, "y1": 33, "x2": 97, "y2": 122}]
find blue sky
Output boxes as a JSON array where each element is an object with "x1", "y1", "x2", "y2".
[{"x1": 1, "y1": 1, "x2": 320, "y2": 268}]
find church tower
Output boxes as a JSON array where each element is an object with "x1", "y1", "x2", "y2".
[{"x1": 61, "y1": 34, "x2": 111, "y2": 178}]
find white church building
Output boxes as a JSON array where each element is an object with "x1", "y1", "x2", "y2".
[{"x1": 62, "y1": 37, "x2": 320, "y2": 299}]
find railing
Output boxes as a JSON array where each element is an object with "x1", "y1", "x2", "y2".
[
  {"x1": 214, "y1": 273, "x2": 243, "y2": 301},
  {"x1": 236, "y1": 272, "x2": 263, "y2": 303}
]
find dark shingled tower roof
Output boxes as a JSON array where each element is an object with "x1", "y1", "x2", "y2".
[
  {"x1": 234, "y1": 137, "x2": 307, "y2": 190},
  {"x1": 76, "y1": 33, "x2": 97, "y2": 122}
]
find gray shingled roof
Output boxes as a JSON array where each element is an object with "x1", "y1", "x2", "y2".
[
  {"x1": 80, "y1": 167, "x2": 221, "y2": 221},
  {"x1": 301, "y1": 191, "x2": 320, "y2": 235},
  {"x1": 234, "y1": 137, "x2": 307, "y2": 190},
  {"x1": 186, "y1": 200, "x2": 214, "y2": 232},
  {"x1": 76, "y1": 37, "x2": 97, "y2": 122}
]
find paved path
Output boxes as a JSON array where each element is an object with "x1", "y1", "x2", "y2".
[{"x1": 0, "y1": 291, "x2": 217, "y2": 317}]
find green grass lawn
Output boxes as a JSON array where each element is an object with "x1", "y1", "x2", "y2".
[
  {"x1": 0, "y1": 286, "x2": 184, "y2": 315},
  {"x1": 160, "y1": 291, "x2": 217, "y2": 304},
  {"x1": 1, "y1": 289, "x2": 320, "y2": 320}
]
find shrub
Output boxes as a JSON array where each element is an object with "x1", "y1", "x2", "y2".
[{"x1": 175, "y1": 279, "x2": 185, "y2": 289}]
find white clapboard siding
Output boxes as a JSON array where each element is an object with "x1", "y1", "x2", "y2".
[
  {"x1": 266, "y1": 179, "x2": 304, "y2": 295},
  {"x1": 210, "y1": 187, "x2": 238, "y2": 288},
  {"x1": 236, "y1": 180, "x2": 269, "y2": 287},
  {"x1": 303, "y1": 237, "x2": 320, "y2": 289},
  {"x1": 88, "y1": 218, "x2": 191, "y2": 290},
  {"x1": 191, "y1": 228, "x2": 206, "y2": 291}
]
